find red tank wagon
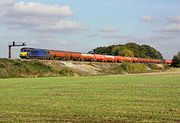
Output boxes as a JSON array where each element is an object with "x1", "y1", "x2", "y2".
[
  {"x1": 163, "y1": 60, "x2": 172, "y2": 64},
  {"x1": 123, "y1": 57, "x2": 132, "y2": 62},
  {"x1": 131, "y1": 57, "x2": 138, "y2": 63},
  {"x1": 137, "y1": 58, "x2": 144, "y2": 63},
  {"x1": 104, "y1": 55, "x2": 116, "y2": 62},
  {"x1": 49, "y1": 50, "x2": 81, "y2": 60},
  {"x1": 81, "y1": 54, "x2": 95, "y2": 61},
  {"x1": 115, "y1": 56, "x2": 124, "y2": 63},
  {"x1": 94, "y1": 54, "x2": 105, "y2": 62}
]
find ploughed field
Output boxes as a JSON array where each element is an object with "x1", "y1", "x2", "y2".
[{"x1": 0, "y1": 75, "x2": 179, "y2": 122}]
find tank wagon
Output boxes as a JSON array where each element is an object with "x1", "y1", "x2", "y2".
[{"x1": 20, "y1": 47, "x2": 172, "y2": 64}]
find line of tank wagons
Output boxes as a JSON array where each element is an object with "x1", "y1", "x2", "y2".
[{"x1": 20, "y1": 47, "x2": 172, "y2": 64}]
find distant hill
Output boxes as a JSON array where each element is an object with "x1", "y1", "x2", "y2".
[{"x1": 89, "y1": 42, "x2": 163, "y2": 59}]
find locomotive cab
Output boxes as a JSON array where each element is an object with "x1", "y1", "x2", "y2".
[{"x1": 20, "y1": 48, "x2": 28, "y2": 59}]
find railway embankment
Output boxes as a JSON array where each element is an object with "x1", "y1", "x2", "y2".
[{"x1": 0, "y1": 58, "x2": 174, "y2": 78}]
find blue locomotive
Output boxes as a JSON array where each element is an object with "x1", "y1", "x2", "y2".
[{"x1": 20, "y1": 48, "x2": 49, "y2": 59}]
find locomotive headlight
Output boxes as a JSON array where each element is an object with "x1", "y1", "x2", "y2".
[{"x1": 20, "y1": 52, "x2": 27, "y2": 57}]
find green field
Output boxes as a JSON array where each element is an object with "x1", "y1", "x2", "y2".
[{"x1": 0, "y1": 75, "x2": 180, "y2": 122}]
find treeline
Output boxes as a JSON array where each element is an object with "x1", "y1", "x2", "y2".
[
  {"x1": 172, "y1": 52, "x2": 180, "y2": 67},
  {"x1": 89, "y1": 42, "x2": 163, "y2": 59}
]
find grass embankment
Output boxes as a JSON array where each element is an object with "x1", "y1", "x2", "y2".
[
  {"x1": 111, "y1": 62, "x2": 148, "y2": 74},
  {"x1": 0, "y1": 75, "x2": 179, "y2": 122},
  {"x1": 104, "y1": 62, "x2": 170, "y2": 74},
  {"x1": 0, "y1": 59, "x2": 74, "y2": 78},
  {"x1": 0, "y1": 58, "x2": 170, "y2": 78}
]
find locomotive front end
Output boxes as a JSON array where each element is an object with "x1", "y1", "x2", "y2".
[
  {"x1": 20, "y1": 48, "x2": 28, "y2": 59},
  {"x1": 20, "y1": 52, "x2": 27, "y2": 58}
]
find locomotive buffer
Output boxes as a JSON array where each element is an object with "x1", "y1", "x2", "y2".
[{"x1": 8, "y1": 41, "x2": 26, "y2": 59}]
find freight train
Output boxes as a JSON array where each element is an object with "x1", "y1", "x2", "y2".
[{"x1": 20, "y1": 47, "x2": 172, "y2": 64}]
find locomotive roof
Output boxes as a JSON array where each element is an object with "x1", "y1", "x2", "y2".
[
  {"x1": 21, "y1": 47, "x2": 81, "y2": 54},
  {"x1": 21, "y1": 47, "x2": 48, "y2": 50}
]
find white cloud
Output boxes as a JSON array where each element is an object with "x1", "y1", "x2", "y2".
[
  {"x1": 86, "y1": 33, "x2": 100, "y2": 38},
  {"x1": 151, "y1": 16, "x2": 180, "y2": 36},
  {"x1": 135, "y1": 35, "x2": 176, "y2": 41},
  {"x1": 100, "y1": 27, "x2": 118, "y2": 32},
  {"x1": 0, "y1": 0, "x2": 14, "y2": 15},
  {"x1": 0, "y1": 11, "x2": 5, "y2": 16},
  {"x1": 56, "y1": 20, "x2": 87, "y2": 30},
  {"x1": 103, "y1": 34, "x2": 131, "y2": 39},
  {"x1": 167, "y1": 16, "x2": 180, "y2": 23},
  {"x1": 141, "y1": 16, "x2": 154, "y2": 22},
  {"x1": 34, "y1": 20, "x2": 87, "y2": 33},
  {"x1": 13, "y1": 1, "x2": 73, "y2": 17},
  {"x1": 0, "y1": 0, "x2": 5, "y2": 5},
  {"x1": 0, "y1": 1, "x2": 87, "y2": 33},
  {"x1": 159, "y1": 23, "x2": 180, "y2": 33},
  {"x1": 0, "y1": 0, "x2": 10, "y2": 6}
]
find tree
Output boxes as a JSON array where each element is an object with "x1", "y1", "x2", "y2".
[
  {"x1": 118, "y1": 49, "x2": 134, "y2": 57},
  {"x1": 125, "y1": 42, "x2": 141, "y2": 57},
  {"x1": 90, "y1": 42, "x2": 163, "y2": 59},
  {"x1": 140, "y1": 45, "x2": 163, "y2": 59},
  {"x1": 172, "y1": 52, "x2": 180, "y2": 67},
  {"x1": 112, "y1": 45, "x2": 126, "y2": 56}
]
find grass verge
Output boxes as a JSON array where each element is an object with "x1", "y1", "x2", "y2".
[{"x1": 0, "y1": 75, "x2": 179, "y2": 122}]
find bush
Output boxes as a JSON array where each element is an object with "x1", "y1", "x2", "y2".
[
  {"x1": 118, "y1": 49, "x2": 134, "y2": 57},
  {"x1": 0, "y1": 69, "x2": 8, "y2": 78},
  {"x1": 0, "y1": 63, "x2": 6, "y2": 68},
  {"x1": 30, "y1": 61, "x2": 54, "y2": 72},
  {"x1": 13, "y1": 61, "x2": 23, "y2": 66},
  {"x1": 59, "y1": 67, "x2": 74, "y2": 76},
  {"x1": 172, "y1": 52, "x2": 180, "y2": 67},
  {"x1": 113, "y1": 62, "x2": 148, "y2": 74},
  {"x1": 0, "y1": 59, "x2": 57, "y2": 78},
  {"x1": 147, "y1": 64, "x2": 161, "y2": 70}
]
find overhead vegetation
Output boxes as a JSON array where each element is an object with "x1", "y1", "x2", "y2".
[
  {"x1": 171, "y1": 51, "x2": 180, "y2": 67},
  {"x1": 90, "y1": 42, "x2": 163, "y2": 59}
]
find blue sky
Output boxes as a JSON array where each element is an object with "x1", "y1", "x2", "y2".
[{"x1": 0, "y1": 0, "x2": 180, "y2": 58}]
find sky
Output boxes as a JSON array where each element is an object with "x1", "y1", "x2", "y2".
[{"x1": 0, "y1": 0, "x2": 180, "y2": 59}]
